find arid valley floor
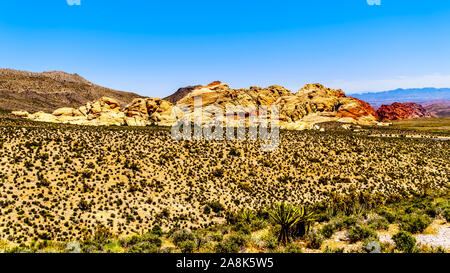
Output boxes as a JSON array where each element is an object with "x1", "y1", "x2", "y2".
[{"x1": 0, "y1": 111, "x2": 448, "y2": 253}]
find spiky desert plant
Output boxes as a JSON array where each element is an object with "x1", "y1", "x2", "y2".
[
  {"x1": 292, "y1": 208, "x2": 315, "y2": 238},
  {"x1": 239, "y1": 208, "x2": 256, "y2": 224},
  {"x1": 268, "y1": 203, "x2": 309, "y2": 246}
]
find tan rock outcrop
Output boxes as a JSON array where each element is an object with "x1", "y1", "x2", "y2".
[
  {"x1": 11, "y1": 110, "x2": 30, "y2": 117},
  {"x1": 52, "y1": 107, "x2": 84, "y2": 117},
  {"x1": 123, "y1": 97, "x2": 182, "y2": 126},
  {"x1": 14, "y1": 97, "x2": 126, "y2": 126},
  {"x1": 13, "y1": 83, "x2": 382, "y2": 130},
  {"x1": 175, "y1": 82, "x2": 380, "y2": 129},
  {"x1": 28, "y1": 112, "x2": 60, "y2": 123}
]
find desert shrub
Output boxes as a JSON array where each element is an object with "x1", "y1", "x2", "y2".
[
  {"x1": 81, "y1": 242, "x2": 103, "y2": 253},
  {"x1": 208, "y1": 202, "x2": 224, "y2": 213},
  {"x1": 323, "y1": 246, "x2": 344, "y2": 253},
  {"x1": 121, "y1": 233, "x2": 161, "y2": 250},
  {"x1": 78, "y1": 199, "x2": 91, "y2": 211},
  {"x1": 121, "y1": 235, "x2": 140, "y2": 247},
  {"x1": 442, "y1": 209, "x2": 450, "y2": 222},
  {"x1": 191, "y1": 230, "x2": 209, "y2": 251},
  {"x1": 140, "y1": 233, "x2": 162, "y2": 246},
  {"x1": 425, "y1": 207, "x2": 438, "y2": 218},
  {"x1": 65, "y1": 241, "x2": 81, "y2": 253},
  {"x1": 211, "y1": 168, "x2": 224, "y2": 178},
  {"x1": 342, "y1": 215, "x2": 359, "y2": 227},
  {"x1": 208, "y1": 232, "x2": 223, "y2": 242},
  {"x1": 331, "y1": 215, "x2": 359, "y2": 230},
  {"x1": 347, "y1": 225, "x2": 377, "y2": 243},
  {"x1": 377, "y1": 208, "x2": 396, "y2": 223},
  {"x1": 315, "y1": 212, "x2": 331, "y2": 222},
  {"x1": 320, "y1": 224, "x2": 335, "y2": 239},
  {"x1": 400, "y1": 214, "x2": 431, "y2": 234},
  {"x1": 151, "y1": 225, "x2": 163, "y2": 236},
  {"x1": 214, "y1": 232, "x2": 249, "y2": 253},
  {"x1": 129, "y1": 241, "x2": 160, "y2": 253},
  {"x1": 250, "y1": 218, "x2": 267, "y2": 231},
  {"x1": 392, "y1": 231, "x2": 416, "y2": 253},
  {"x1": 214, "y1": 240, "x2": 238, "y2": 253},
  {"x1": 203, "y1": 206, "x2": 211, "y2": 215},
  {"x1": 305, "y1": 229, "x2": 323, "y2": 249},
  {"x1": 262, "y1": 229, "x2": 278, "y2": 250},
  {"x1": 430, "y1": 246, "x2": 447, "y2": 253},
  {"x1": 4, "y1": 246, "x2": 34, "y2": 253},
  {"x1": 177, "y1": 240, "x2": 196, "y2": 253},
  {"x1": 92, "y1": 225, "x2": 113, "y2": 243},
  {"x1": 285, "y1": 243, "x2": 303, "y2": 253},
  {"x1": 225, "y1": 211, "x2": 240, "y2": 225},
  {"x1": 366, "y1": 214, "x2": 390, "y2": 230},
  {"x1": 172, "y1": 229, "x2": 196, "y2": 247},
  {"x1": 384, "y1": 212, "x2": 397, "y2": 223},
  {"x1": 227, "y1": 232, "x2": 249, "y2": 247},
  {"x1": 231, "y1": 222, "x2": 251, "y2": 235}
]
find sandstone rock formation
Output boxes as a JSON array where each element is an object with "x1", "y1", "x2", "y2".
[
  {"x1": 13, "y1": 82, "x2": 384, "y2": 130},
  {"x1": 124, "y1": 97, "x2": 182, "y2": 126},
  {"x1": 377, "y1": 102, "x2": 436, "y2": 121},
  {"x1": 14, "y1": 97, "x2": 126, "y2": 126},
  {"x1": 176, "y1": 82, "x2": 381, "y2": 129},
  {"x1": 277, "y1": 84, "x2": 379, "y2": 129}
]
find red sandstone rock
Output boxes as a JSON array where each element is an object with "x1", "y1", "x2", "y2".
[
  {"x1": 338, "y1": 97, "x2": 379, "y2": 120},
  {"x1": 377, "y1": 102, "x2": 436, "y2": 121}
]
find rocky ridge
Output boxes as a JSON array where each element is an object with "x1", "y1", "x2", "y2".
[
  {"x1": 164, "y1": 85, "x2": 202, "y2": 104},
  {"x1": 13, "y1": 82, "x2": 384, "y2": 130},
  {"x1": 175, "y1": 82, "x2": 381, "y2": 130},
  {"x1": 0, "y1": 68, "x2": 141, "y2": 113},
  {"x1": 423, "y1": 101, "x2": 450, "y2": 118}
]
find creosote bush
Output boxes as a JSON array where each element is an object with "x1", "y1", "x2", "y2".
[
  {"x1": 392, "y1": 231, "x2": 416, "y2": 253},
  {"x1": 400, "y1": 214, "x2": 431, "y2": 234},
  {"x1": 347, "y1": 225, "x2": 377, "y2": 243}
]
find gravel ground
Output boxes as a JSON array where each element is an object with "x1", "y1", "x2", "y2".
[
  {"x1": 416, "y1": 226, "x2": 450, "y2": 249},
  {"x1": 379, "y1": 225, "x2": 450, "y2": 250}
]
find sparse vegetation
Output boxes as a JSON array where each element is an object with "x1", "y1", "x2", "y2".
[{"x1": 0, "y1": 114, "x2": 448, "y2": 253}]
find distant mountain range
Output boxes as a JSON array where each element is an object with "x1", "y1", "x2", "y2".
[
  {"x1": 2, "y1": 68, "x2": 450, "y2": 120},
  {"x1": 351, "y1": 88, "x2": 450, "y2": 108},
  {"x1": 351, "y1": 87, "x2": 450, "y2": 118},
  {"x1": 421, "y1": 101, "x2": 450, "y2": 118}
]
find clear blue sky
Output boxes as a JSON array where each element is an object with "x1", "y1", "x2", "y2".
[{"x1": 1, "y1": 0, "x2": 450, "y2": 96}]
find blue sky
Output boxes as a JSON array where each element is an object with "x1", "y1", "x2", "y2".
[{"x1": 1, "y1": 0, "x2": 450, "y2": 96}]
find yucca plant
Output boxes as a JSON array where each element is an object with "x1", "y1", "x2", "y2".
[
  {"x1": 239, "y1": 208, "x2": 256, "y2": 224},
  {"x1": 268, "y1": 203, "x2": 314, "y2": 246},
  {"x1": 292, "y1": 208, "x2": 315, "y2": 238}
]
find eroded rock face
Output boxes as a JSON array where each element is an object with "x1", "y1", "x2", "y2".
[
  {"x1": 177, "y1": 82, "x2": 381, "y2": 129},
  {"x1": 52, "y1": 107, "x2": 84, "y2": 117},
  {"x1": 15, "y1": 97, "x2": 126, "y2": 126},
  {"x1": 177, "y1": 82, "x2": 291, "y2": 111},
  {"x1": 377, "y1": 102, "x2": 436, "y2": 121},
  {"x1": 13, "y1": 82, "x2": 383, "y2": 130},
  {"x1": 123, "y1": 97, "x2": 182, "y2": 126},
  {"x1": 278, "y1": 84, "x2": 380, "y2": 128}
]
